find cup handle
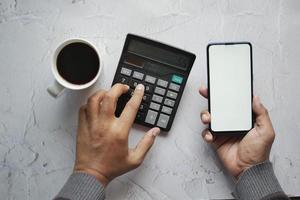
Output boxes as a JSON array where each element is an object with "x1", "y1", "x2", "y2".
[{"x1": 47, "y1": 80, "x2": 65, "y2": 98}]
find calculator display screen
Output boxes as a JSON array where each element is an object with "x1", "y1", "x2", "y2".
[{"x1": 128, "y1": 40, "x2": 190, "y2": 70}]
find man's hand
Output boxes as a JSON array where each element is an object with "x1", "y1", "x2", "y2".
[
  {"x1": 74, "y1": 84, "x2": 160, "y2": 186},
  {"x1": 199, "y1": 86, "x2": 275, "y2": 179}
]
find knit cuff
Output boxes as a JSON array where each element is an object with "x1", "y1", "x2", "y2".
[
  {"x1": 234, "y1": 161, "x2": 288, "y2": 200},
  {"x1": 54, "y1": 172, "x2": 105, "y2": 200}
]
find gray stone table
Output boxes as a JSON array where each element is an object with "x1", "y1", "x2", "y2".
[{"x1": 0, "y1": 0, "x2": 299, "y2": 199}]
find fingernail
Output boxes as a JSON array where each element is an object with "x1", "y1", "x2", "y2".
[
  {"x1": 136, "y1": 84, "x2": 144, "y2": 91},
  {"x1": 202, "y1": 113, "x2": 209, "y2": 121},
  {"x1": 256, "y1": 96, "x2": 260, "y2": 103},
  {"x1": 205, "y1": 132, "x2": 213, "y2": 141},
  {"x1": 152, "y1": 127, "x2": 160, "y2": 136},
  {"x1": 254, "y1": 95, "x2": 261, "y2": 106}
]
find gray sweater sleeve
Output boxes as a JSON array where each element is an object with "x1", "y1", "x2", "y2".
[
  {"x1": 234, "y1": 161, "x2": 290, "y2": 200},
  {"x1": 54, "y1": 162, "x2": 289, "y2": 200},
  {"x1": 54, "y1": 172, "x2": 105, "y2": 200}
]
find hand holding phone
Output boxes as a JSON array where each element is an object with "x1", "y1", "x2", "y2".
[{"x1": 199, "y1": 87, "x2": 275, "y2": 178}]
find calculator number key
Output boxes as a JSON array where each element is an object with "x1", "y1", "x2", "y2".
[
  {"x1": 139, "y1": 104, "x2": 147, "y2": 112},
  {"x1": 152, "y1": 95, "x2": 163, "y2": 103},
  {"x1": 144, "y1": 84, "x2": 154, "y2": 93},
  {"x1": 142, "y1": 94, "x2": 151, "y2": 103},
  {"x1": 157, "y1": 79, "x2": 168, "y2": 88},
  {"x1": 145, "y1": 75, "x2": 156, "y2": 84},
  {"x1": 145, "y1": 110, "x2": 158, "y2": 125},
  {"x1": 118, "y1": 76, "x2": 129, "y2": 84},
  {"x1": 161, "y1": 106, "x2": 172, "y2": 115},
  {"x1": 149, "y1": 102, "x2": 160, "y2": 111},
  {"x1": 154, "y1": 87, "x2": 166, "y2": 96},
  {"x1": 136, "y1": 112, "x2": 145, "y2": 122},
  {"x1": 129, "y1": 80, "x2": 141, "y2": 88}
]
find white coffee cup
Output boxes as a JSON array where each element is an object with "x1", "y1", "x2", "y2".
[{"x1": 47, "y1": 39, "x2": 102, "y2": 98}]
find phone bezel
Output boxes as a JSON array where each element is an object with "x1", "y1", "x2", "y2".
[{"x1": 206, "y1": 42, "x2": 254, "y2": 135}]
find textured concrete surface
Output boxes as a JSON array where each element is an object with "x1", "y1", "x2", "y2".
[{"x1": 0, "y1": 0, "x2": 300, "y2": 199}]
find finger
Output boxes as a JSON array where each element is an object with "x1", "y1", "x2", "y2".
[
  {"x1": 130, "y1": 127, "x2": 160, "y2": 167},
  {"x1": 201, "y1": 129, "x2": 233, "y2": 150},
  {"x1": 86, "y1": 90, "x2": 106, "y2": 120},
  {"x1": 199, "y1": 86, "x2": 208, "y2": 98},
  {"x1": 252, "y1": 96, "x2": 271, "y2": 126},
  {"x1": 252, "y1": 95, "x2": 275, "y2": 142},
  {"x1": 120, "y1": 84, "x2": 144, "y2": 128},
  {"x1": 201, "y1": 110, "x2": 211, "y2": 124},
  {"x1": 201, "y1": 129, "x2": 214, "y2": 143},
  {"x1": 100, "y1": 83, "x2": 129, "y2": 115},
  {"x1": 212, "y1": 136, "x2": 233, "y2": 150}
]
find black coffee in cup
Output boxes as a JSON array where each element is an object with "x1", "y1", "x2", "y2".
[{"x1": 56, "y1": 42, "x2": 100, "y2": 85}]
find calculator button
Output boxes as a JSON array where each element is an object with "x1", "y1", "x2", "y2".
[
  {"x1": 152, "y1": 95, "x2": 163, "y2": 103},
  {"x1": 164, "y1": 98, "x2": 175, "y2": 107},
  {"x1": 120, "y1": 67, "x2": 132, "y2": 76},
  {"x1": 157, "y1": 79, "x2": 168, "y2": 88},
  {"x1": 145, "y1": 110, "x2": 158, "y2": 125},
  {"x1": 132, "y1": 71, "x2": 144, "y2": 80},
  {"x1": 149, "y1": 102, "x2": 160, "y2": 111},
  {"x1": 129, "y1": 80, "x2": 141, "y2": 88},
  {"x1": 171, "y1": 75, "x2": 184, "y2": 84},
  {"x1": 157, "y1": 114, "x2": 170, "y2": 128},
  {"x1": 145, "y1": 75, "x2": 156, "y2": 84},
  {"x1": 118, "y1": 76, "x2": 128, "y2": 84},
  {"x1": 142, "y1": 94, "x2": 151, "y2": 103},
  {"x1": 161, "y1": 106, "x2": 172, "y2": 115},
  {"x1": 144, "y1": 84, "x2": 154, "y2": 93},
  {"x1": 166, "y1": 90, "x2": 178, "y2": 99},
  {"x1": 154, "y1": 87, "x2": 166, "y2": 96},
  {"x1": 139, "y1": 104, "x2": 147, "y2": 112},
  {"x1": 169, "y1": 83, "x2": 180, "y2": 92},
  {"x1": 136, "y1": 112, "x2": 145, "y2": 121}
]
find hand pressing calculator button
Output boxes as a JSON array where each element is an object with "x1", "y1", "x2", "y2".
[{"x1": 112, "y1": 34, "x2": 196, "y2": 131}]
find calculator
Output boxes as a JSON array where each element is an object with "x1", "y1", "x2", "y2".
[{"x1": 111, "y1": 34, "x2": 196, "y2": 131}]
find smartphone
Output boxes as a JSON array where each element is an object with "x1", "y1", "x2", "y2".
[{"x1": 207, "y1": 42, "x2": 253, "y2": 134}]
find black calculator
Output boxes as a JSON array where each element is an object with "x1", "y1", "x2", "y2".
[{"x1": 112, "y1": 34, "x2": 196, "y2": 131}]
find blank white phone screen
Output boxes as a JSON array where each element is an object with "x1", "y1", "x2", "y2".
[{"x1": 208, "y1": 44, "x2": 252, "y2": 132}]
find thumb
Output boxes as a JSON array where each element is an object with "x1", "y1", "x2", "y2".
[
  {"x1": 252, "y1": 96, "x2": 275, "y2": 142},
  {"x1": 253, "y1": 96, "x2": 271, "y2": 126},
  {"x1": 131, "y1": 127, "x2": 160, "y2": 166}
]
